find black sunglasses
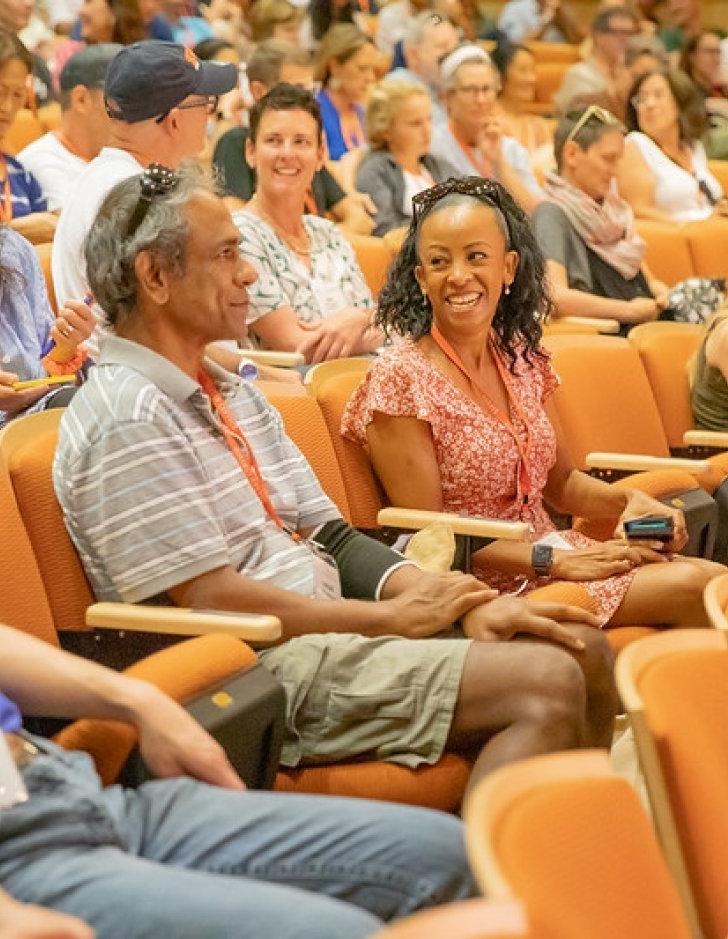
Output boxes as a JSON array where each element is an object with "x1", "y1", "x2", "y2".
[{"x1": 125, "y1": 163, "x2": 179, "y2": 239}]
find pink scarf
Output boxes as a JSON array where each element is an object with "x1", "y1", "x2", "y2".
[{"x1": 544, "y1": 172, "x2": 645, "y2": 280}]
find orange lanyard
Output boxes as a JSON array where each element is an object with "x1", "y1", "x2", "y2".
[
  {"x1": 430, "y1": 325, "x2": 533, "y2": 503},
  {"x1": 303, "y1": 188, "x2": 320, "y2": 216},
  {"x1": 198, "y1": 370, "x2": 301, "y2": 541},
  {"x1": 449, "y1": 121, "x2": 492, "y2": 178},
  {"x1": 0, "y1": 157, "x2": 12, "y2": 223},
  {"x1": 339, "y1": 106, "x2": 365, "y2": 152}
]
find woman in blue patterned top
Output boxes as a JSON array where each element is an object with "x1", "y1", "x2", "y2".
[
  {"x1": 235, "y1": 83, "x2": 384, "y2": 363},
  {"x1": 0, "y1": 31, "x2": 57, "y2": 244}
]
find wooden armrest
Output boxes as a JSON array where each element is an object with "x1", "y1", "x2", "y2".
[
  {"x1": 241, "y1": 350, "x2": 305, "y2": 368},
  {"x1": 377, "y1": 507, "x2": 529, "y2": 541},
  {"x1": 586, "y1": 452, "x2": 709, "y2": 474},
  {"x1": 557, "y1": 316, "x2": 621, "y2": 334},
  {"x1": 86, "y1": 603, "x2": 281, "y2": 642},
  {"x1": 683, "y1": 430, "x2": 728, "y2": 449}
]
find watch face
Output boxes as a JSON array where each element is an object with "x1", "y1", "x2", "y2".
[{"x1": 532, "y1": 543, "x2": 553, "y2": 574}]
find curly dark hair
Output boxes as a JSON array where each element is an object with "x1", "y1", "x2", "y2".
[{"x1": 377, "y1": 177, "x2": 552, "y2": 369}]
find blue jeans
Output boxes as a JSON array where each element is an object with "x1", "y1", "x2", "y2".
[{"x1": 0, "y1": 740, "x2": 474, "y2": 938}]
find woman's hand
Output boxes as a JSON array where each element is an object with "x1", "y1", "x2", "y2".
[
  {"x1": 622, "y1": 297, "x2": 660, "y2": 323},
  {"x1": 461, "y1": 597, "x2": 596, "y2": 651},
  {"x1": 296, "y1": 307, "x2": 375, "y2": 363},
  {"x1": 48, "y1": 300, "x2": 96, "y2": 363},
  {"x1": 551, "y1": 541, "x2": 667, "y2": 581},
  {"x1": 0, "y1": 370, "x2": 52, "y2": 416},
  {"x1": 615, "y1": 489, "x2": 688, "y2": 552}
]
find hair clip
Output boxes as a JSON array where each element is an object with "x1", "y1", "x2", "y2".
[
  {"x1": 125, "y1": 164, "x2": 179, "y2": 238},
  {"x1": 411, "y1": 176, "x2": 512, "y2": 245}
]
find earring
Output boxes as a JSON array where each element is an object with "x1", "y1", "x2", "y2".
[{"x1": 504, "y1": 284, "x2": 511, "y2": 295}]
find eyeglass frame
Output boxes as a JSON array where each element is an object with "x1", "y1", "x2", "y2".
[
  {"x1": 154, "y1": 94, "x2": 219, "y2": 125},
  {"x1": 564, "y1": 104, "x2": 622, "y2": 145}
]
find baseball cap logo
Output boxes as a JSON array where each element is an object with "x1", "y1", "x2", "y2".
[{"x1": 184, "y1": 47, "x2": 200, "y2": 70}]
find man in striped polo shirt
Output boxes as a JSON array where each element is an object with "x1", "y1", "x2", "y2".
[{"x1": 54, "y1": 164, "x2": 618, "y2": 801}]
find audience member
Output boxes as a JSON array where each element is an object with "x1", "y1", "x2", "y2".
[
  {"x1": 137, "y1": 0, "x2": 175, "y2": 39},
  {"x1": 692, "y1": 308, "x2": 728, "y2": 431},
  {"x1": 680, "y1": 29, "x2": 728, "y2": 159},
  {"x1": 235, "y1": 84, "x2": 381, "y2": 360},
  {"x1": 617, "y1": 68, "x2": 726, "y2": 223},
  {"x1": 249, "y1": 0, "x2": 303, "y2": 44},
  {"x1": 0, "y1": 0, "x2": 54, "y2": 105},
  {"x1": 498, "y1": 0, "x2": 584, "y2": 45},
  {"x1": 431, "y1": 47, "x2": 543, "y2": 213},
  {"x1": 17, "y1": 44, "x2": 120, "y2": 211},
  {"x1": 491, "y1": 41, "x2": 553, "y2": 173},
  {"x1": 0, "y1": 621, "x2": 475, "y2": 935},
  {"x1": 533, "y1": 105, "x2": 672, "y2": 329},
  {"x1": 315, "y1": 24, "x2": 377, "y2": 161},
  {"x1": 658, "y1": 0, "x2": 699, "y2": 56},
  {"x1": 213, "y1": 40, "x2": 373, "y2": 234},
  {"x1": 623, "y1": 32, "x2": 668, "y2": 81},
  {"x1": 375, "y1": 0, "x2": 432, "y2": 58},
  {"x1": 159, "y1": 0, "x2": 215, "y2": 44},
  {"x1": 54, "y1": 0, "x2": 147, "y2": 80},
  {"x1": 0, "y1": 224, "x2": 94, "y2": 426},
  {"x1": 387, "y1": 11, "x2": 458, "y2": 126},
  {"x1": 555, "y1": 7, "x2": 637, "y2": 116},
  {"x1": 309, "y1": 0, "x2": 379, "y2": 45},
  {"x1": 52, "y1": 40, "x2": 235, "y2": 338},
  {"x1": 0, "y1": 30, "x2": 56, "y2": 243},
  {"x1": 56, "y1": 161, "x2": 618, "y2": 799},
  {"x1": 356, "y1": 79, "x2": 455, "y2": 235},
  {"x1": 343, "y1": 174, "x2": 720, "y2": 630}
]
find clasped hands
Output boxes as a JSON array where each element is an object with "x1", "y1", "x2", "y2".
[{"x1": 296, "y1": 307, "x2": 381, "y2": 364}]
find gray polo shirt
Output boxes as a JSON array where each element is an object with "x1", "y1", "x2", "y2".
[{"x1": 53, "y1": 337, "x2": 340, "y2": 604}]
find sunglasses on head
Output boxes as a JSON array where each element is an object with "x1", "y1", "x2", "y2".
[
  {"x1": 565, "y1": 104, "x2": 622, "y2": 144},
  {"x1": 125, "y1": 164, "x2": 179, "y2": 239}
]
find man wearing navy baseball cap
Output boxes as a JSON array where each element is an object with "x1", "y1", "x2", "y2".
[{"x1": 53, "y1": 41, "x2": 237, "y2": 343}]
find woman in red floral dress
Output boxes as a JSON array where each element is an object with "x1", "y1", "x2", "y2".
[{"x1": 342, "y1": 176, "x2": 722, "y2": 628}]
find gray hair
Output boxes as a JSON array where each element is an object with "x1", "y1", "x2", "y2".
[
  {"x1": 624, "y1": 34, "x2": 669, "y2": 69},
  {"x1": 84, "y1": 162, "x2": 216, "y2": 328},
  {"x1": 403, "y1": 11, "x2": 447, "y2": 51}
]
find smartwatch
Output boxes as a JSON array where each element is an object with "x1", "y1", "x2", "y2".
[
  {"x1": 531, "y1": 543, "x2": 554, "y2": 577},
  {"x1": 237, "y1": 358, "x2": 259, "y2": 381}
]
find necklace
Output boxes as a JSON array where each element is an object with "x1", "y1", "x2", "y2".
[{"x1": 248, "y1": 197, "x2": 311, "y2": 258}]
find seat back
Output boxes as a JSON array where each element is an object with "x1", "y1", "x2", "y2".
[
  {"x1": 343, "y1": 232, "x2": 393, "y2": 298},
  {"x1": 315, "y1": 372, "x2": 388, "y2": 529},
  {"x1": 636, "y1": 221, "x2": 695, "y2": 285},
  {"x1": 534, "y1": 61, "x2": 570, "y2": 104},
  {"x1": 543, "y1": 334, "x2": 672, "y2": 468},
  {"x1": 33, "y1": 241, "x2": 57, "y2": 314},
  {"x1": 525, "y1": 40, "x2": 581, "y2": 63},
  {"x1": 262, "y1": 390, "x2": 352, "y2": 520},
  {"x1": 0, "y1": 411, "x2": 95, "y2": 633},
  {"x1": 683, "y1": 219, "x2": 728, "y2": 280},
  {"x1": 628, "y1": 322, "x2": 704, "y2": 449},
  {"x1": 708, "y1": 160, "x2": 728, "y2": 195},
  {"x1": 617, "y1": 629, "x2": 728, "y2": 939},
  {"x1": 464, "y1": 750, "x2": 693, "y2": 939},
  {"x1": 3, "y1": 108, "x2": 44, "y2": 155},
  {"x1": 304, "y1": 356, "x2": 370, "y2": 397}
]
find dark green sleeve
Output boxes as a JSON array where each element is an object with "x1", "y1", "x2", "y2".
[{"x1": 212, "y1": 128, "x2": 255, "y2": 201}]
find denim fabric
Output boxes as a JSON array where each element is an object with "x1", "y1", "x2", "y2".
[{"x1": 0, "y1": 739, "x2": 474, "y2": 938}]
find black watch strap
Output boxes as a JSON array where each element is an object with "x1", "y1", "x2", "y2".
[{"x1": 531, "y1": 543, "x2": 554, "y2": 577}]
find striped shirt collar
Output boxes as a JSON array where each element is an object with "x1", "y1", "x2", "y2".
[{"x1": 99, "y1": 336, "x2": 235, "y2": 404}]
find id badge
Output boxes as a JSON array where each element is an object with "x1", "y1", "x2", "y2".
[
  {"x1": 307, "y1": 539, "x2": 342, "y2": 600},
  {"x1": 313, "y1": 283, "x2": 346, "y2": 318},
  {"x1": 0, "y1": 735, "x2": 29, "y2": 809}
]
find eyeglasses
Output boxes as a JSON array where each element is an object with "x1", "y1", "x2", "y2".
[
  {"x1": 603, "y1": 27, "x2": 637, "y2": 37},
  {"x1": 565, "y1": 104, "x2": 621, "y2": 143},
  {"x1": 154, "y1": 95, "x2": 219, "y2": 124},
  {"x1": 455, "y1": 83, "x2": 500, "y2": 98},
  {"x1": 125, "y1": 163, "x2": 179, "y2": 239},
  {"x1": 630, "y1": 88, "x2": 671, "y2": 109},
  {"x1": 411, "y1": 176, "x2": 512, "y2": 244}
]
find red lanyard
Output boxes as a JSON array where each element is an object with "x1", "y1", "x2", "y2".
[
  {"x1": 430, "y1": 325, "x2": 533, "y2": 503},
  {"x1": 339, "y1": 107, "x2": 364, "y2": 152},
  {"x1": 0, "y1": 157, "x2": 12, "y2": 223},
  {"x1": 198, "y1": 370, "x2": 301, "y2": 541},
  {"x1": 449, "y1": 121, "x2": 492, "y2": 178}
]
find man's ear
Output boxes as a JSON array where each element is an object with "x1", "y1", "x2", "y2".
[
  {"x1": 69, "y1": 84, "x2": 89, "y2": 112},
  {"x1": 134, "y1": 249, "x2": 170, "y2": 307},
  {"x1": 249, "y1": 80, "x2": 267, "y2": 101}
]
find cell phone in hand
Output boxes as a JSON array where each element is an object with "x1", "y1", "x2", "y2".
[{"x1": 623, "y1": 515, "x2": 674, "y2": 543}]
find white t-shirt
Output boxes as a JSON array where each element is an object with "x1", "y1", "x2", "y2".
[
  {"x1": 52, "y1": 147, "x2": 141, "y2": 352},
  {"x1": 17, "y1": 132, "x2": 87, "y2": 212}
]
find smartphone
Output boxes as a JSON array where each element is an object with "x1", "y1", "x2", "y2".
[
  {"x1": 0, "y1": 735, "x2": 28, "y2": 809},
  {"x1": 12, "y1": 375, "x2": 77, "y2": 391},
  {"x1": 623, "y1": 515, "x2": 674, "y2": 543}
]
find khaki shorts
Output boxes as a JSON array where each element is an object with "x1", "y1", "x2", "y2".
[{"x1": 259, "y1": 633, "x2": 472, "y2": 768}]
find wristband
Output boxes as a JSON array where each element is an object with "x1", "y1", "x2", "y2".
[
  {"x1": 237, "y1": 358, "x2": 259, "y2": 381},
  {"x1": 42, "y1": 347, "x2": 88, "y2": 376}
]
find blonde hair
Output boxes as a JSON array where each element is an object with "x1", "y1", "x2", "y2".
[
  {"x1": 314, "y1": 23, "x2": 372, "y2": 86},
  {"x1": 366, "y1": 79, "x2": 430, "y2": 149},
  {"x1": 688, "y1": 305, "x2": 728, "y2": 389},
  {"x1": 249, "y1": 0, "x2": 303, "y2": 43}
]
